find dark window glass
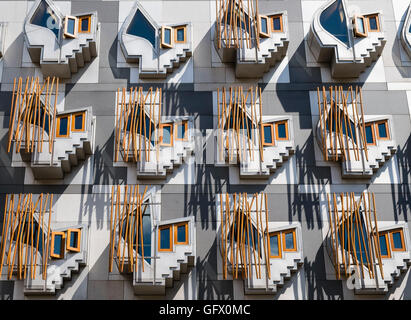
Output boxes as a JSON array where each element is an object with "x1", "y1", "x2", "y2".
[
  {"x1": 263, "y1": 125, "x2": 273, "y2": 144},
  {"x1": 81, "y1": 17, "x2": 90, "y2": 32},
  {"x1": 177, "y1": 123, "x2": 186, "y2": 139},
  {"x1": 74, "y1": 114, "x2": 83, "y2": 130},
  {"x1": 270, "y1": 234, "x2": 279, "y2": 257},
  {"x1": 319, "y1": 0, "x2": 350, "y2": 47},
  {"x1": 162, "y1": 125, "x2": 172, "y2": 144},
  {"x1": 67, "y1": 18, "x2": 75, "y2": 35},
  {"x1": 223, "y1": 2, "x2": 247, "y2": 29},
  {"x1": 177, "y1": 225, "x2": 186, "y2": 243},
  {"x1": 261, "y1": 17, "x2": 268, "y2": 34},
  {"x1": 277, "y1": 123, "x2": 287, "y2": 139},
  {"x1": 127, "y1": 9, "x2": 156, "y2": 48},
  {"x1": 31, "y1": 0, "x2": 60, "y2": 39},
  {"x1": 272, "y1": 17, "x2": 281, "y2": 31},
  {"x1": 59, "y1": 117, "x2": 69, "y2": 136},
  {"x1": 160, "y1": 227, "x2": 171, "y2": 249},
  {"x1": 365, "y1": 125, "x2": 374, "y2": 144},
  {"x1": 53, "y1": 234, "x2": 62, "y2": 255},
  {"x1": 176, "y1": 28, "x2": 185, "y2": 42},
  {"x1": 368, "y1": 16, "x2": 378, "y2": 30},
  {"x1": 284, "y1": 232, "x2": 295, "y2": 250},
  {"x1": 164, "y1": 28, "x2": 171, "y2": 45},
  {"x1": 126, "y1": 108, "x2": 155, "y2": 140},
  {"x1": 377, "y1": 122, "x2": 388, "y2": 138},
  {"x1": 70, "y1": 231, "x2": 79, "y2": 248},
  {"x1": 392, "y1": 232, "x2": 403, "y2": 249},
  {"x1": 379, "y1": 235, "x2": 388, "y2": 256},
  {"x1": 356, "y1": 17, "x2": 365, "y2": 34}
]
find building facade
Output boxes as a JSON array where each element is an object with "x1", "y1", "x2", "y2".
[{"x1": 0, "y1": 0, "x2": 410, "y2": 300}]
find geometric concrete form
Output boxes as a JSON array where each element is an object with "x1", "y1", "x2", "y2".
[
  {"x1": 24, "y1": 0, "x2": 99, "y2": 78},
  {"x1": 214, "y1": 87, "x2": 295, "y2": 179},
  {"x1": 308, "y1": 0, "x2": 386, "y2": 78},
  {"x1": 119, "y1": 1, "x2": 192, "y2": 79},
  {"x1": 0, "y1": 23, "x2": 5, "y2": 60},
  {"x1": 401, "y1": 3, "x2": 411, "y2": 59},
  {"x1": 108, "y1": 185, "x2": 195, "y2": 295},
  {"x1": 214, "y1": 0, "x2": 289, "y2": 79},
  {"x1": 217, "y1": 193, "x2": 303, "y2": 294}
]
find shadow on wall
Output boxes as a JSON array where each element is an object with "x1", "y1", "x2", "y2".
[
  {"x1": 393, "y1": 137, "x2": 411, "y2": 222},
  {"x1": 392, "y1": 9, "x2": 411, "y2": 79}
]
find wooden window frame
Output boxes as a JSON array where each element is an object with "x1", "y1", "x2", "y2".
[
  {"x1": 365, "y1": 14, "x2": 381, "y2": 32},
  {"x1": 174, "y1": 26, "x2": 187, "y2": 44},
  {"x1": 50, "y1": 231, "x2": 66, "y2": 259},
  {"x1": 64, "y1": 15, "x2": 78, "y2": 39},
  {"x1": 353, "y1": 15, "x2": 368, "y2": 38},
  {"x1": 175, "y1": 121, "x2": 188, "y2": 141},
  {"x1": 275, "y1": 120, "x2": 289, "y2": 141},
  {"x1": 375, "y1": 120, "x2": 390, "y2": 140},
  {"x1": 78, "y1": 15, "x2": 92, "y2": 34},
  {"x1": 258, "y1": 15, "x2": 270, "y2": 38},
  {"x1": 379, "y1": 232, "x2": 391, "y2": 258},
  {"x1": 262, "y1": 123, "x2": 274, "y2": 146},
  {"x1": 158, "y1": 225, "x2": 173, "y2": 252},
  {"x1": 71, "y1": 111, "x2": 86, "y2": 132},
  {"x1": 364, "y1": 122, "x2": 376, "y2": 145},
  {"x1": 161, "y1": 26, "x2": 173, "y2": 49},
  {"x1": 159, "y1": 123, "x2": 174, "y2": 146},
  {"x1": 56, "y1": 114, "x2": 71, "y2": 138},
  {"x1": 389, "y1": 229, "x2": 406, "y2": 252},
  {"x1": 174, "y1": 222, "x2": 189, "y2": 245},
  {"x1": 268, "y1": 231, "x2": 282, "y2": 259},
  {"x1": 66, "y1": 228, "x2": 81, "y2": 252},
  {"x1": 271, "y1": 14, "x2": 283, "y2": 33},
  {"x1": 282, "y1": 229, "x2": 297, "y2": 252}
]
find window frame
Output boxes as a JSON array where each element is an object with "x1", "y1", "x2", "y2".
[
  {"x1": 353, "y1": 15, "x2": 368, "y2": 38},
  {"x1": 175, "y1": 120, "x2": 188, "y2": 141},
  {"x1": 282, "y1": 229, "x2": 297, "y2": 252},
  {"x1": 275, "y1": 120, "x2": 289, "y2": 141},
  {"x1": 174, "y1": 222, "x2": 189, "y2": 245},
  {"x1": 262, "y1": 123, "x2": 275, "y2": 146},
  {"x1": 271, "y1": 14, "x2": 283, "y2": 33},
  {"x1": 56, "y1": 114, "x2": 71, "y2": 138},
  {"x1": 378, "y1": 232, "x2": 391, "y2": 258},
  {"x1": 258, "y1": 15, "x2": 270, "y2": 38},
  {"x1": 50, "y1": 231, "x2": 66, "y2": 259},
  {"x1": 78, "y1": 15, "x2": 92, "y2": 34},
  {"x1": 71, "y1": 111, "x2": 86, "y2": 132},
  {"x1": 365, "y1": 14, "x2": 381, "y2": 32},
  {"x1": 161, "y1": 26, "x2": 173, "y2": 49},
  {"x1": 174, "y1": 25, "x2": 187, "y2": 44},
  {"x1": 66, "y1": 228, "x2": 81, "y2": 252},
  {"x1": 158, "y1": 225, "x2": 173, "y2": 252},
  {"x1": 268, "y1": 231, "x2": 282, "y2": 259},
  {"x1": 364, "y1": 122, "x2": 376, "y2": 145},
  {"x1": 375, "y1": 120, "x2": 390, "y2": 140},
  {"x1": 159, "y1": 123, "x2": 174, "y2": 146},
  {"x1": 64, "y1": 15, "x2": 78, "y2": 39},
  {"x1": 389, "y1": 229, "x2": 406, "y2": 252}
]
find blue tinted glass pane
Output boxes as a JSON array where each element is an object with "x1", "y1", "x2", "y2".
[
  {"x1": 81, "y1": 17, "x2": 89, "y2": 32},
  {"x1": 409, "y1": 23, "x2": 411, "y2": 33},
  {"x1": 53, "y1": 235, "x2": 62, "y2": 255},
  {"x1": 261, "y1": 18, "x2": 268, "y2": 33},
  {"x1": 365, "y1": 125, "x2": 374, "y2": 144},
  {"x1": 368, "y1": 17, "x2": 378, "y2": 30},
  {"x1": 379, "y1": 235, "x2": 388, "y2": 256},
  {"x1": 273, "y1": 17, "x2": 281, "y2": 30},
  {"x1": 270, "y1": 235, "x2": 279, "y2": 256},
  {"x1": 356, "y1": 17, "x2": 365, "y2": 34},
  {"x1": 177, "y1": 123, "x2": 186, "y2": 139},
  {"x1": 277, "y1": 123, "x2": 287, "y2": 138},
  {"x1": 263, "y1": 125, "x2": 272, "y2": 143},
  {"x1": 74, "y1": 114, "x2": 83, "y2": 130},
  {"x1": 392, "y1": 232, "x2": 403, "y2": 249},
  {"x1": 127, "y1": 9, "x2": 156, "y2": 48},
  {"x1": 160, "y1": 227, "x2": 171, "y2": 249},
  {"x1": 377, "y1": 123, "x2": 388, "y2": 138},
  {"x1": 285, "y1": 232, "x2": 294, "y2": 250},
  {"x1": 162, "y1": 126, "x2": 171, "y2": 144},
  {"x1": 70, "y1": 231, "x2": 78, "y2": 248},
  {"x1": 320, "y1": 0, "x2": 350, "y2": 47},
  {"x1": 136, "y1": 207, "x2": 152, "y2": 264},
  {"x1": 177, "y1": 28, "x2": 184, "y2": 42},
  {"x1": 177, "y1": 225, "x2": 186, "y2": 243},
  {"x1": 59, "y1": 117, "x2": 68, "y2": 136},
  {"x1": 67, "y1": 18, "x2": 75, "y2": 35},
  {"x1": 31, "y1": 0, "x2": 60, "y2": 39},
  {"x1": 164, "y1": 28, "x2": 171, "y2": 44}
]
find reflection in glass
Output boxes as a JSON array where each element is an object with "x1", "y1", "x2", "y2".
[
  {"x1": 127, "y1": 9, "x2": 156, "y2": 48},
  {"x1": 319, "y1": 0, "x2": 350, "y2": 47},
  {"x1": 31, "y1": 0, "x2": 60, "y2": 39}
]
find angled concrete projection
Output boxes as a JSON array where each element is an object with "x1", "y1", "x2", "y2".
[{"x1": 401, "y1": 2, "x2": 411, "y2": 59}]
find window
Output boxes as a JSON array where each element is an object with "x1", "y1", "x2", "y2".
[
  {"x1": 31, "y1": 0, "x2": 60, "y2": 39},
  {"x1": 282, "y1": 229, "x2": 297, "y2": 252},
  {"x1": 50, "y1": 232, "x2": 65, "y2": 259},
  {"x1": 271, "y1": 14, "x2": 283, "y2": 32},
  {"x1": 365, "y1": 123, "x2": 375, "y2": 145},
  {"x1": 56, "y1": 115, "x2": 70, "y2": 137},
  {"x1": 275, "y1": 120, "x2": 289, "y2": 140},
  {"x1": 174, "y1": 222, "x2": 189, "y2": 245},
  {"x1": 158, "y1": 225, "x2": 173, "y2": 252},
  {"x1": 159, "y1": 123, "x2": 173, "y2": 146},
  {"x1": 390, "y1": 229, "x2": 405, "y2": 252},
  {"x1": 353, "y1": 15, "x2": 367, "y2": 38},
  {"x1": 64, "y1": 15, "x2": 78, "y2": 39},
  {"x1": 127, "y1": 9, "x2": 156, "y2": 48},
  {"x1": 375, "y1": 120, "x2": 389, "y2": 140},
  {"x1": 66, "y1": 229, "x2": 81, "y2": 252},
  {"x1": 71, "y1": 112, "x2": 86, "y2": 132},
  {"x1": 161, "y1": 26, "x2": 173, "y2": 49},
  {"x1": 259, "y1": 15, "x2": 270, "y2": 38},
  {"x1": 366, "y1": 14, "x2": 380, "y2": 32},
  {"x1": 262, "y1": 123, "x2": 274, "y2": 146},
  {"x1": 269, "y1": 232, "x2": 282, "y2": 258},
  {"x1": 78, "y1": 15, "x2": 91, "y2": 33},
  {"x1": 174, "y1": 26, "x2": 186, "y2": 43},
  {"x1": 379, "y1": 232, "x2": 391, "y2": 258},
  {"x1": 175, "y1": 121, "x2": 188, "y2": 141},
  {"x1": 319, "y1": 0, "x2": 349, "y2": 46}
]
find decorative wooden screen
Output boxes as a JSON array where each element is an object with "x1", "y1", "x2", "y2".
[
  {"x1": 217, "y1": 86, "x2": 264, "y2": 163},
  {"x1": 326, "y1": 192, "x2": 384, "y2": 281},
  {"x1": 216, "y1": 0, "x2": 261, "y2": 50},
  {"x1": 219, "y1": 192, "x2": 271, "y2": 280},
  {"x1": 0, "y1": 193, "x2": 53, "y2": 280},
  {"x1": 114, "y1": 87, "x2": 162, "y2": 163},
  {"x1": 316, "y1": 86, "x2": 368, "y2": 162},
  {"x1": 8, "y1": 77, "x2": 59, "y2": 156}
]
